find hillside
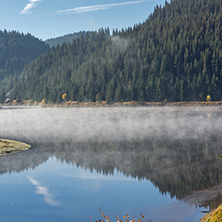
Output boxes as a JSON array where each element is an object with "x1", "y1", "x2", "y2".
[
  {"x1": 0, "y1": 30, "x2": 49, "y2": 80},
  {"x1": 4, "y1": 0, "x2": 222, "y2": 103},
  {"x1": 45, "y1": 31, "x2": 93, "y2": 48},
  {"x1": 0, "y1": 30, "x2": 49, "y2": 102}
]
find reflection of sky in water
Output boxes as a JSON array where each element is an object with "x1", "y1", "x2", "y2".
[{"x1": 0, "y1": 157, "x2": 206, "y2": 222}]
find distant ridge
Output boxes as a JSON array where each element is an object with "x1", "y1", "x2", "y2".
[{"x1": 45, "y1": 31, "x2": 93, "y2": 47}]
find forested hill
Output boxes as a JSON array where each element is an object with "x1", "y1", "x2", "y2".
[
  {"x1": 0, "y1": 30, "x2": 49, "y2": 81},
  {"x1": 6, "y1": 0, "x2": 222, "y2": 103},
  {"x1": 45, "y1": 31, "x2": 93, "y2": 48}
]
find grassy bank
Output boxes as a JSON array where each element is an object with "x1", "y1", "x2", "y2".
[
  {"x1": 202, "y1": 155, "x2": 222, "y2": 221},
  {"x1": 0, "y1": 139, "x2": 31, "y2": 156},
  {"x1": 2, "y1": 100, "x2": 222, "y2": 107},
  {"x1": 201, "y1": 205, "x2": 222, "y2": 222}
]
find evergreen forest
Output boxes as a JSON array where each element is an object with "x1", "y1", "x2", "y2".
[
  {"x1": 1, "y1": 0, "x2": 222, "y2": 103},
  {"x1": 45, "y1": 31, "x2": 93, "y2": 48},
  {"x1": 0, "y1": 30, "x2": 49, "y2": 101}
]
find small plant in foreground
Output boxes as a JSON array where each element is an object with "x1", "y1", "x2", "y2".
[{"x1": 90, "y1": 208, "x2": 146, "y2": 222}]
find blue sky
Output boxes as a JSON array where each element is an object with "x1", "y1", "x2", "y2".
[{"x1": 1, "y1": 0, "x2": 166, "y2": 40}]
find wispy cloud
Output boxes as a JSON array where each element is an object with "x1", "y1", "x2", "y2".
[
  {"x1": 57, "y1": 0, "x2": 144, "y2": 14},
  {"x1": 20, "y1": 0, "x2": 42, "y2": 14},
  {"x1": 27, "y1": 176, "x2": 60, "y2": 206}
]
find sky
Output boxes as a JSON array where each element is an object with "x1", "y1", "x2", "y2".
[{"x1": 0, "y1": 0, "x2": 166, "y2": 40}]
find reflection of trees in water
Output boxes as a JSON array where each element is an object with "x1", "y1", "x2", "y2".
[
  {"x1": 0, "y1": 145, "x2": 49, "y2": 175},
  {"x1": 0, "y1": 134, "x2": 221, "y2": 210},
  {"x1": 0, "y1": 108, "x2": 222, "y2": 209},
  {"x1": 183, "y1": 183, "x2": 222, "y2": 210}
]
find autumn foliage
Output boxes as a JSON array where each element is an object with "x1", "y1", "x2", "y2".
[
  {"x1": 206, "y1": 95, "x2": 212, "y2": 102},
  {"x1": 62, "y1": 93, "x2": 68, "y2": 101},
  {"x1": 90, "y1": 209, "x2": 146, "y2": 222}
]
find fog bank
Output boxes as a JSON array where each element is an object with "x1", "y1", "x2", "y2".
[{"x1": 1, "y1": 106, "x2": 222, "y2": 145}]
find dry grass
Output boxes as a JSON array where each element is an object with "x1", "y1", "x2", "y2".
[
  {"x1": 201, "y1": 205, "x2": 222, "y2": 222},
  {"x1": 2, "y1": 100, "x2": 222, "y2": 107},
  {"x1": 0, "y1": 139, "x2": 31, "y2": 156}
]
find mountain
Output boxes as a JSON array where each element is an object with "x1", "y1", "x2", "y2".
[
  {"x1": 4, "y1": 0, "x2": 222, "y2": 103},
  {"x1": 45, "y1": 31, "x2": 93, "y2": 48},
  {"x1": 0, "y1": 30, "x2": 50, "y2": 102},
  {"x1": 0, "y1": 30, "x2": 49, "y2": 81}
]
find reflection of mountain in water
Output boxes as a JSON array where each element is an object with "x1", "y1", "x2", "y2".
[{"x1": 0, "y1": 107, "x2": 222, "y2": 209}]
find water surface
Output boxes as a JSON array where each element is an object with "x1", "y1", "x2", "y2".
[{"x1": 0, "y1": 107, "x2": 222, "y2": 221}]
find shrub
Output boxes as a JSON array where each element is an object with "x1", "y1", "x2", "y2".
[{"x1": 90, "y1": 209, "x2": 146, "y2": 222}]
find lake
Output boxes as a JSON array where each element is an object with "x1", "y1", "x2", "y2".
[{"x1": 0, "y1": 106, "x2": 222, "y2": 222}]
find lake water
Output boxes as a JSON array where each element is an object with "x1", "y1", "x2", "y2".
[{"x1": 0, "y1": 106, "x2": 222, "y2": 222}]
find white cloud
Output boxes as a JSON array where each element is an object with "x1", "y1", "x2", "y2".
[
  {"x1": 27, "y1": 176, "x2": 60, "y2": 206},
  {"x1": 20, "y1": 0, "x2": 42, "y2": 14},
  {"x1": 57, "y1": 0, "x2": 144, "y2": 14}
]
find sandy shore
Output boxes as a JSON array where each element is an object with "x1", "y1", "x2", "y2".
[{"x1": 0, "y1": 139, "x2": 31, "y2": 156}]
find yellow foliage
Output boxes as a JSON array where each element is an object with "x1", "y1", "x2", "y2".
[
  {"x1": 206, "y1": 95, "x2": 211, "y2": 101},
  {"x1": 91, "y1": 209, "x2": 145, "y2": 222},
  {"x1": 40, "y1": 98, "x2": 47, "y2": 105},
  {"x1": 62, "y1": 93, "x2": 68, "y2": 101}
]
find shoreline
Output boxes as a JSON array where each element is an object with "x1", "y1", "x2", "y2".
[
  {"x1": 1, "y1": 100, "x2": 222, "y2": 108},
  {"x1": 0, "y1": 139, "x2": 31, "y2": 156}
]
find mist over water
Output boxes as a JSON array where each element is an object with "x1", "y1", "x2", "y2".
[
  {"x1": 0, "y1": 106, "x2": 222, "y2": 221},
  {"x1": 1, "y1": 106, "x2": 221, "y2": 144}
]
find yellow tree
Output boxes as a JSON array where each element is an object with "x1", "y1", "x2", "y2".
[
  {"x1": 62, "y1": 93, "x2": 68, "y2": 101},
  {"x1": 40, "y1": 98, "x2": 47, "y2": 106},
  {"x1": 206, "y1": 95, "x2": 211, "y2": 101}
]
